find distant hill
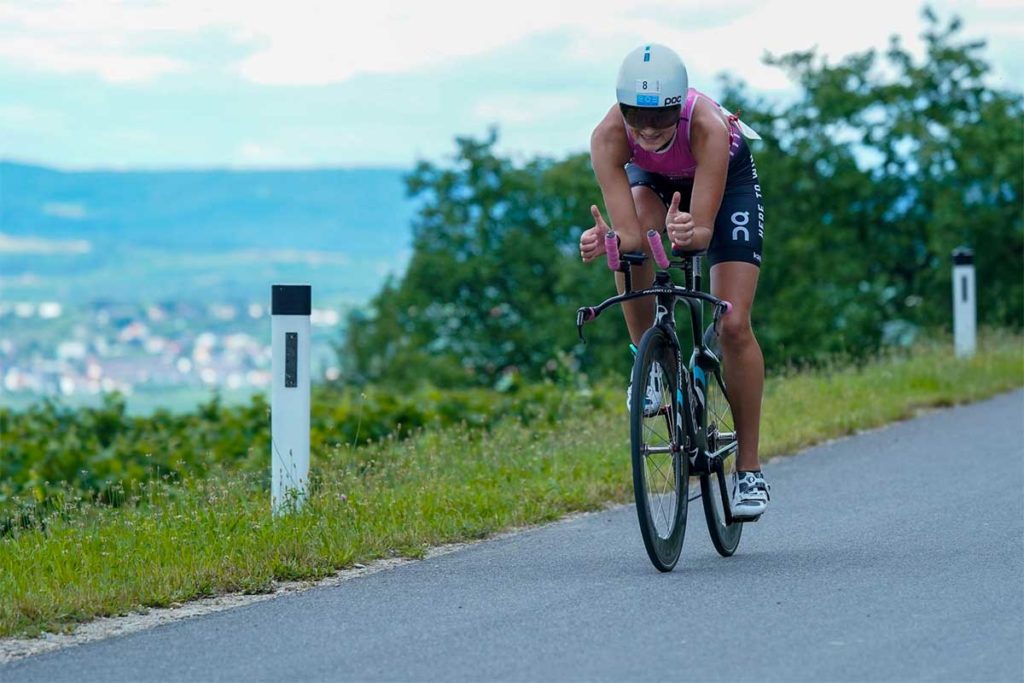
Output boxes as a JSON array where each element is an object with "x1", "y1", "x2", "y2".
[{"x1": 0, "y1": 161, "x2": 420, "y2": 305}]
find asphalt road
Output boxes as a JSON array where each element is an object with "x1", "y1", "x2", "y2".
[{"x1": 4, "y1": 391, "x2": 1022, "y2": 682}]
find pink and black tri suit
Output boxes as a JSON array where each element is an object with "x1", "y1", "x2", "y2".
[{"x1": 625, "y1": 88, "x2": 765, "y2": 266}]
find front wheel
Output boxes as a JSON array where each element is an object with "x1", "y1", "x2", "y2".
[
  {"x1": 700, "y1": 360, "x2": 743, "y2": 556},
  {"x1": 630, "y1": 326, "x2": 688, "y2": 572}
]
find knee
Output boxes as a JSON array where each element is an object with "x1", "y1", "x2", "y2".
[{"x1": 717, "y1": 311, "x2": 754, "y2": 350}]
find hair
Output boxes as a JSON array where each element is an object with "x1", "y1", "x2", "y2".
[{"x1": 619, "y1": 103, "x2": 681, "y2": 130}]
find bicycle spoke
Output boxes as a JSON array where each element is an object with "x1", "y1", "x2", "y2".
[
  {"x1": 642, "y1": 367, "x2": 676, "y2": 539},
  {"x1": 701, "y1": 364, "x2": 743, "y2": 556},
  {"x1": 646, "y1": 453, "x2": 670, "y2": 482},
  {"x1": 643, "y1": 423, "x2": 669, "y2": 444},
  {"x1": 629, "y1": 327, "x2": 689, "y2": 569},
  {"x1": 645, "y1": 454, "x2": 675, "y2": 537}
]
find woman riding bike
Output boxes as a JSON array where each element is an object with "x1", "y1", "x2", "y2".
[{"x1": 579, "y1": 44, "x2": 770, "y2": 519}]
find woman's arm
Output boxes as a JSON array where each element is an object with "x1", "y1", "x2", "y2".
[
  {"x1": 589, "y1": 105, "x2": 646, "y2": 252},
  {"x1": 686, "y1": 98, "x2": 732, "y2": 250}
]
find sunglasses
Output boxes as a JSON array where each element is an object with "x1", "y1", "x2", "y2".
[{"x1": 620, "y1": 103, "x2": 681, "y2": 131}]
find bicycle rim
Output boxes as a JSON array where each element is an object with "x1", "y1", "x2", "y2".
[
  {"x1": 701, "y1": 364, "x2": 743, "y2": 556},
  {"x1": 631, "y1": 327, "x2": 688, "y2": 572}
]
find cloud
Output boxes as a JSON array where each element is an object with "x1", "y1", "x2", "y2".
[
  {"x1": 230, "y1": 0, "x2": 777, "y2": 86},
  {"x1": 0, "y1": 0, "x2": 760, "y2": 86},
  {"x1": 0, "y1": 0, "x2": 1019, "y2": 90},
  {"x1": 472, "y1": 94, "x2": 585, "y2": 126},
  {"x1": 0, "y1": 0, "x2": 1018, "y2": 168},
  {"x1": 42, "y1": 202, "x2": 88, "y2": 220},
  {"x1": 0, "y1": 3, "x2": 193, "y2": 82},
  {"x1": 0, "y1": 36, "x2": 185, "y2": 82},
  {"x1": 0, "y1": 233, "x2": 91, "y2": 254},
  {"x1": 225, "y1": 249, "x2": 351, "y2": 266}
]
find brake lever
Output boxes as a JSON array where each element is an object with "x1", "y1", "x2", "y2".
[
  {"x1": 713, "y1": 300, "x2": 733, "y2": 332},
  {"x1": 576, "y1": 307, "x2": 596, "y2": 344}
]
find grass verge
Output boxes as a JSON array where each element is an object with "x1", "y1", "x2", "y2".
[{"x1": 1, "y1": 332, "x2": 1021, "y2": 638}]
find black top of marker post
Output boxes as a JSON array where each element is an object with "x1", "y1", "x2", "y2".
[
  {"x1": 951, "y1": 247, "x2": 974, "y2": 266},
  {"x1": 272, "y1": 284, "x2": 311, "y2": 315}
]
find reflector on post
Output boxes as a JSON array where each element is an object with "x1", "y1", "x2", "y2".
[
  {"x1": 951, "y1": 247, "x2": 976, "y2": 359},
  {"x1": 271, "y1": 284, "x2": 311, "y2": 514}
]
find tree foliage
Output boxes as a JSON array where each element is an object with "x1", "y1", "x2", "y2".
[
  {"x1": 737, "y1": 8, "x2": 1023, "y2": 361},
  {"x1": 342, "y1": 130, "x2": 627, "y2": 387},
  {"x1": 342, "y1": 9, "x2": 1021, "y2": 385}
]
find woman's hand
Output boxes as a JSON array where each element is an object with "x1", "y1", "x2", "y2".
[
  {"x1": 666, "y1": 191, "x2": 712, "y2": 250},
  {"x1": 580, "y1": 205, "x2": 610, "y2": 263},
  {"x1": 665, "y1": 191, "x2": 695, "y2": 248}
]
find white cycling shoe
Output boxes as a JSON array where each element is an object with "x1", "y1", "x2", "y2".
[
  {"x1": 626, "y1": 363, "x2": 664, "y2": 417},
  {"x1": 730, "y1": 471, "x2": 771, "y2": 520}
]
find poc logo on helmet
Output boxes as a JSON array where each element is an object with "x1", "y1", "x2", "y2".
[{"x1": 635, "y1": 94, "x2": 681, "y2": 106}]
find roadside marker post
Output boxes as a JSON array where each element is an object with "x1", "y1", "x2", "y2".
[
  {"x1": 951, "y1": 247, "x2": 976, "y2": 359},
  {"x1": 271, "y1": 284, "x2": 311, "y2": 514}
]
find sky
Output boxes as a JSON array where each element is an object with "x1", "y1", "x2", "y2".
[{"x1": 0, "y1": 0, "x2": 1020, "y2": 170}]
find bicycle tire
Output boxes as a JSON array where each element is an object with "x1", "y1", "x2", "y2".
[
  {"x1": 630, "y1": 326, "x2": 688, "y2": 571},
  {"x1": 700, "y1": 356, "x2": 743, "y2": 557}
]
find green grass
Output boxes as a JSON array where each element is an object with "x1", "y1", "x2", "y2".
[
  {"x1": 1, "y1": 332, "x2": 1021, "y2": 638},
  {"x1": 761, "y1": 331, "x2": 1023, "y2": 457}
]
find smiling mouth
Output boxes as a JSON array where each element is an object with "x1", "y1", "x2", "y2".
[{"x1": 637, "y1": 127, "x2": 677, "y2": 151}]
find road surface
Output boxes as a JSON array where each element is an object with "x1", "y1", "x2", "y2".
[{"x1": 3, "y1": 390, "x2": 1022, "y2": 681}]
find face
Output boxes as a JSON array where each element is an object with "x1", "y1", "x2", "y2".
[{"x1": 620, "y1": 104, "x2": 681, "y2": 151}]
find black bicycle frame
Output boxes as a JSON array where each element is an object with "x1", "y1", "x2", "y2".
[
  {"x1": 656, "y1": 257, "x2": 710, "y2": 460},
  {"x1": 576, "y1": 253, "x2": 727, "y2": 459},
  {"x1": 576, "y1": 250, "x2": 741, "y2": 523},
  {"x1": 575, "y1": 255, "x2": 724, "y2": 342}
]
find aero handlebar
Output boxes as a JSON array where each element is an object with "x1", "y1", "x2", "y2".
[
  {"x1": 603, "y1": 230, "x2": 678, "y2": 271},
  {"x1": 647, "y1": 230, "x2": 670, "y2": 269},
  {"x1": 604, "y1": 231, "x2": 620, "y2": 271}
]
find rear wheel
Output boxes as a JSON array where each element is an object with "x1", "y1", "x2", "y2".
[
  {"x1": 700, "y1": 359, "x2": 743, "y2": 556},
  {"x1": 630, "y1": 326, "x2": 688, "y2": 571}
]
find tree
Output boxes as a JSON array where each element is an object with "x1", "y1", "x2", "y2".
[
  {"x1": 342, "y1": 8, "x2": 1022, "y2": 385},
  {"x1": 723, "y1": 7, "x2": 1021, "y2": 364},
  {"x1": 341, "y1": 130, "x2": 626, "y2": 388}
]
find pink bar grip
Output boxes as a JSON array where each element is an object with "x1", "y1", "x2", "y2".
[
  {"x1": 647, "y1": 230, "x2": 670, "y2": 269},
  {"x1": 581, "y1": 307, "x2": 597, "y2": 322},
  {"x1": 720, "y1": 301, "x2": 733, "y2": 316},
  {"x1": 604, "y1": 231, "x2": 620, "y2": 271}
]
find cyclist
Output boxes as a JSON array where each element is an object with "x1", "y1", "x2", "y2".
[{"x1": 579, "y1": 43, "x2": 770, "y2": 520}]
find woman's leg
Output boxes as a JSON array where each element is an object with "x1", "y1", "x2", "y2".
[
  {"x1": 619, "y1": 185, "x2": 666, "y2": 344},
  {"x1": 709, "y1": 261, "x2": 764, "y2": 472}
]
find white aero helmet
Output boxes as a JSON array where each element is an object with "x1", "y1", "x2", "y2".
[{"x1": 616, "y1": 44, "x2": 688, "y2": 109}]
